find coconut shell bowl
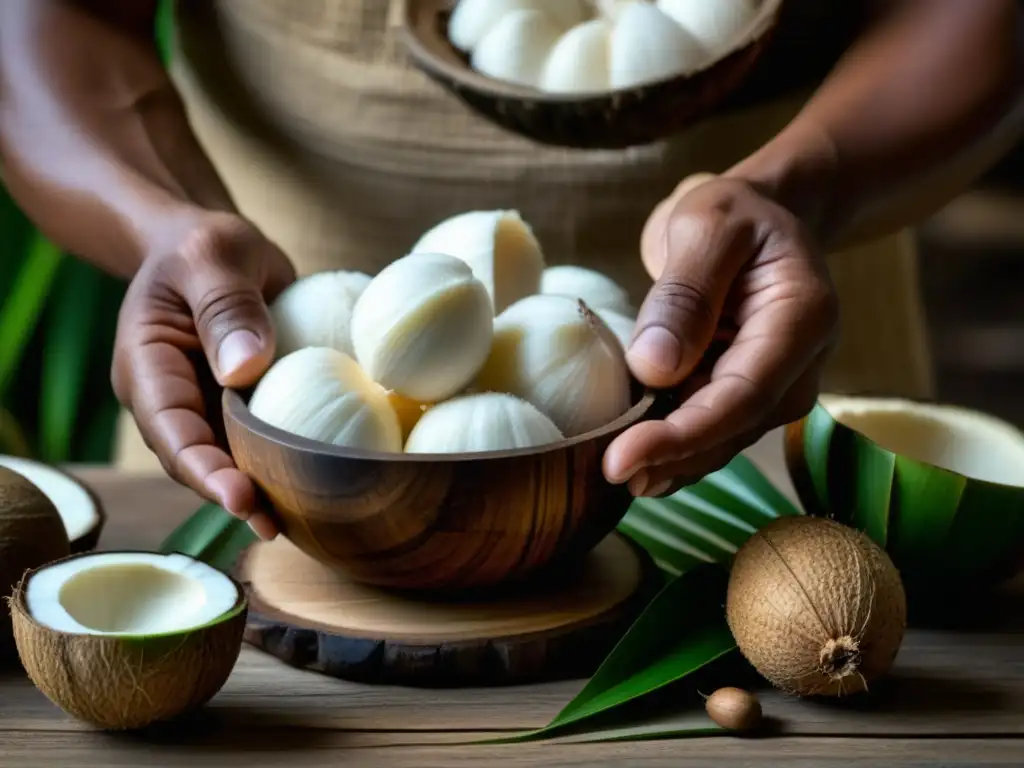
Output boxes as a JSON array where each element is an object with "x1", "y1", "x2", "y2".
[
  {"x1": 400, "y1": 0, "x2": 785, "y2": 150},
  {"x1": 222, "y1": 385, "x2": 662, "y2": 595}
]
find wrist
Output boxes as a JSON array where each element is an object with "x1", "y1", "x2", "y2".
[{"x1": 724, "y1": 119, "x2": 842, "y2": 244}]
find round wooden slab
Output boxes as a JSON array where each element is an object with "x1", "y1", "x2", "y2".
[{"x1": 236, "y1": 533, "x2": 658, "y2": 687}]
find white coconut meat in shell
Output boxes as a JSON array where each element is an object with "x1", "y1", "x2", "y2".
[
  {"x1": 0, "y1": 455, "x2": 104, "y2": 551},
  {"x1": 11, "y1": 550, "x2": 247, "y2": 730},
  {"x1": 23, "y1": 551, "x2": 241, "y2": 636},
  {"x1": 819, "y1": 395, "x2": 1024, "y2": 488}
]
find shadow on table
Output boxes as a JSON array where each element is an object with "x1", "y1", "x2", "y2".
[
  {"x1": 906, "y1": 574, "x2": 1024, "y2": 632},
  {"x1": 801, "y1": 669, "x2": 1012, "y2": 718},
  {"x1": 95, "y1": 706, "x2": 344, "y2": 750}
]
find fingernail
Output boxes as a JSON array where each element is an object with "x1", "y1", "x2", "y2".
[
  {"x1": 628, "y1": 470, "x2": 650, "y2": 497},
  {"x1": 247, "y1": 512, "x2": 278, "y2": 542},
  {"x1": 218, "y1": 331, "x2": 262, "y2": 379},
  {"x1": 629, "y1": 326, "x2": 683, "y2": 375},
  {"x1": 646, "y1": 479, "x2": 673, "y2": 498}
]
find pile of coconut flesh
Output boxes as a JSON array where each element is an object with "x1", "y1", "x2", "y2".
[
  {"x1": 251, "y1": 209, "x2": 642, "y2": 456},
  {"x1": 447, "y1": 0, "x2": 767, "y2": 94}
]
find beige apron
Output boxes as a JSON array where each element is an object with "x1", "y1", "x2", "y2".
[{"x1": 115, "y1": 0, "x2": 935, "y2": 471}]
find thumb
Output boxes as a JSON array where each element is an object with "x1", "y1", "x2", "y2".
[
  {"x1": 182, "y1": 260, "x2": 278, "y2": 389},
  {"x1": 641, "y1": 173, "x2": 718, "y2": 280},
  {"x1": 629, "y1": 189, "x2": 750, "y2": 388}
]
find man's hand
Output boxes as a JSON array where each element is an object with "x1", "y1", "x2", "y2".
[
  {"x1": 112, "y1": 212, "x2": 296, "y2": 539},
  {"x1": 603, "y1": 175, "x2": 839, "y2": 497}
]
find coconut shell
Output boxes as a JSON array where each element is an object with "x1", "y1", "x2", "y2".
[
  {"x1": 9, "y1": 555, "x2": 248, "y2": 730},
  {"x1": 401, "y1": 0, "x2": 784, "y2": 150},
  {"x1": 0, "y1": 466, "x2": 71, "y2": 654},
  {"x1": 725, "y1": 516, "x2": 907, "y2": 697}
]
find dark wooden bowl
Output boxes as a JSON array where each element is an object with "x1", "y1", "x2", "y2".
[
  {"x1": 401, "y1": 0, "x2": 785, "y2": 150},
  {"x1": 222, "y1": 386, "x2": 664, "y2": 593}
]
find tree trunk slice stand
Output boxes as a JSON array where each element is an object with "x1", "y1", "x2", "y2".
[{"x1": 235, "y1": 532, "x2": 659, "y2": 687}]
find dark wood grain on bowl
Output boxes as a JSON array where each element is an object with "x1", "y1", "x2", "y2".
[
  {"x1": 234, "y1": 532, "x2": 660, "y2": 686},
  {"x1": 222, "y1": 388, "x2": 658, "y2": 592},
  {"x1": 401, "y1": 0, "x2": 784, "y2": 150}
]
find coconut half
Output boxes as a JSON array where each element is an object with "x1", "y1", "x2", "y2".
[
  {"x1": 0, "y1": 456, "x2": 105, "y2": 552},
  {"x1": 10, "y1": 551, "x2": 247, "y2": 730},
  {"x1": 785, "y1": 395, "x2": 1024, "y2": 587}
]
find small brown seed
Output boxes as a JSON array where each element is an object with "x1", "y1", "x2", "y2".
[{"x1": 705, "y1": 687, "x2": 762, "y2": 732}]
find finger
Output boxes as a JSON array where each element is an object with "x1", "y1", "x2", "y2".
[
  {"x1": 641, "y1": 173, "x2": 718, "y2": 281},
  {"x1": 123, "y1": 333, "x2": 278, "y2": 539},
  {"x1": 628, "y1": 426, "x2": 767, "y2": 498},
  {"x1": 177, "y1": 254, "x2": 279, "y2": 390},
  {"x1": 629, "y1": 181, "x2": 759, "y2": 388},
  {"x1": 607, "y1": 281, "x2": 836, "y2": 482},
  {"x1": 626, "y1": 356, "x2": 826, "y2": 497}
]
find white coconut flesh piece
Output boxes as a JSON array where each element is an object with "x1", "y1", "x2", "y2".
[
  {"x1": 819, "y1": 395, "x2": 1024, "y2": 488},
  {"x1": 24, "y1": 552, "x2": 241, "y2": 637},
  {"x1": 0, "y1": 455, "x2": 102, "y2": 545}
]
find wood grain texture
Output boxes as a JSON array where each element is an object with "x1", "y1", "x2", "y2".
[
  {"x1": 235, "y1": 532, "x2": 658, "y2": 686},
  {"x1": 0, "y1": 732, "x2": 1022, "y2": 768},
  {"x1": 400, "y1": 0, "x2": 783, "y2": 150},
  {"x1": 2, "y1": 433, "x2": 1022, "y2": 765},
  {"x1": 222, "y1": 387, "x2": 658, "y2": 592}
]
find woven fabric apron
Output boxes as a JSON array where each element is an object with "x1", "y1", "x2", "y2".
[{"x1": 114, "y1": 0, "x2": 935, "y2": 471}]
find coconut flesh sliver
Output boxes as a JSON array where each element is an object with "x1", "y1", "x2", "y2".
[
  {"x1": 820, "y1": 395, "x2": 1024, "y2": 488},
  {"x1": 0, "y1": 456, "x2": 100, "y2": 544},
  {"x1": 24, "y1": 552, "x2": 239, "y2": 637}
]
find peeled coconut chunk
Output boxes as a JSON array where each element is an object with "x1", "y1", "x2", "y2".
[
  {"x1": 608, "y1": 1, "x2": 708, "y2": 90},
  {"x1": 410, "y1": 210, "x2": 545, "y2": 315},
  {"x1": 540, "y1": 265, "x2": 634, "y2": 315},
  {"x1": 0, "y1": 455, "x2": 104, "y2": 552},
  {"x1": 470, "y1": 9, "x2": 564, "y2": 89},
  {"x1": 11, "y1": 550, "x2": 247, "y2": 730},
  {"x1": 269, "y1": 269, "x2": 372, "y2": 359},
  {"x1": 448, "y1": 0, "x2": 589, "y2": 52},
  {"x1": 657, "y1": 0, "x2": 758, "y2": 55},
  {"x1": 595, "y1": 308, "x2": 636, "y2": 351},
  {"x1": 404, "y1": 392, "x2": 564, "y2": 454},
  {"x1": 540, "y1": 19, "x2": 613, "y2": 94},
  {"x1": 785, "y1": 395, "x2": 1024, "y2": 587}
]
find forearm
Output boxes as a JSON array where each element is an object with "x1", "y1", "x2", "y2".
[
  {"x1": 728, "y1": 0, "x2": 1024, "y2": 249},
  {"x1": 0, "y1": 0, "x2": 236, "y2": 280}
]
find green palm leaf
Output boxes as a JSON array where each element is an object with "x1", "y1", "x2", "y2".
[
  {"x1": 0, "y1": 234, "x2": 64, "y2": 400},
  {"x1": 38, "y1": 260, "x2": 105, "y2": 463},
  {"x1": 619, "y1": 455, "x2": 800, "y2": 575},
  {"x1": 160, "y1": 502, "x2": 257, "y2": 573}
]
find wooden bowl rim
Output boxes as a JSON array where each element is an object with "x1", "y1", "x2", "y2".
[
  {"x1": 401, "y1": 0, "x2": 786, "y2": 105},
  {"x1": 223, "y1": 386, "x2": 657, "y2": 463}
]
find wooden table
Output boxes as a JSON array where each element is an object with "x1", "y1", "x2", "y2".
[{"x1": 2, "y1": 434, "x2": 1022, "y2": 767}]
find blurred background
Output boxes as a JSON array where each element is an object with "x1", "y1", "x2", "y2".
[{"x1": 2, "y1": 2, "x2": 1023, "y2": 468}]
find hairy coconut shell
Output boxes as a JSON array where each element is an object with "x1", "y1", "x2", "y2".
[
  {"x1": 0, "y1": 466, "x2": 71, "y2": 654},
  {"x1": 726, "y1": 516, "x2": 907, "y2": 697},
  {"x1": 9, "y1": 554, "x2": 248, "y2": 730}
]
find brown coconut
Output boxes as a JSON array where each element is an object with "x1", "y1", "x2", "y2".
[
  {"x1": 726, "y1": 516, "x2": 907, "y2": 697},
  {"x1": 9, "y1": 550, "x2": 248, "y2": 730},
  {"x1": 0, "y1": 466, "x2": 71, "y2": 653}
]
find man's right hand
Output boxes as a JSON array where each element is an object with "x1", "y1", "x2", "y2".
[{"x1": 112, "y1": 212, "x2": 296, "y2": 540}]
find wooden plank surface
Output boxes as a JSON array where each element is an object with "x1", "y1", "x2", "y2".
[{"x1": 1, "y1": 432, "x2": 1022, "y2": 766}]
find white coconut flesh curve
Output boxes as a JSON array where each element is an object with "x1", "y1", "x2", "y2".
[
  {"x1": 23, "y1": 552, "x2": 240, "y2": 637},
  {"x1": 0, "y1": 455, "x2": 101, "y2": 546},
  {"x1": 820, "y1": 395, "x2": 1024, "y2": 489}
]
